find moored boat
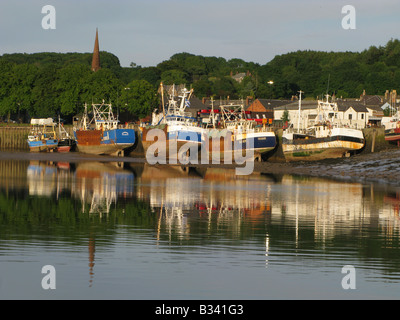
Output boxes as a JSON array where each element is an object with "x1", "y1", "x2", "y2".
[
  {"x1": 56, "y1": 118, "x2": 76, "y2": 152},
  {"x1": 73, "y1": 101, "x2": 136, "y2": 156},
  {"x1": 383, "y1": 114, "x2": 400, "y2": 145},
  {"x1": 27, "y1": 118, "x2": 58, "y2": 152},
  {"x1": 204, "y1": 102, "x2": 276, "y2": 162},
  {"x1": 141, "y1": 84, "x2": 204, "y2": 161},
  {"x1": 282, "y1": 93, "x2": 365, "y2": 161}
]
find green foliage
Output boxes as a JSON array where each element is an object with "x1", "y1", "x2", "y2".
[
  {"x1": 54, "y1": 63, "x2": 92, "y2": 116},
  {"x1": 120, "y1": 80, "x2": 158, "y2": 118},
  {"x1": 192, "y1": 79, "x2": 213, "y2": 98},
  {"x1": 1, "y1": 39, "x2": 400, "y2": 121},
  {"x1": 281, "y1": 109, "x2": 290, "y2": 122},
  {"x1": 161, "y1": 69, "x2": 188, "y2": 85}
]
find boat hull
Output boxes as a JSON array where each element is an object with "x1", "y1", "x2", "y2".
[
  {"x1": 74, "y1": 128, "x2": 136, "y2": 156},
  {"x1": 233, "y1": 132, "x2": 276, "y2": 154},
  {"x1": 385, "y1": 127, "x2": 400, "y2": 142},
  {"x1": 141, "y1": 124, "x2": 203, "y2": 161},
  {"x1": 28, "y1": 139, "x2": 58, "y2": 152},
  {"x1": 282, "y1": 136, "x2": 365, "y2": 161},
  {"x1": 207, "y1": 130, "x2": 276, "y2": 162},
  {"x1": 57, "y1": 146, "x2": 71, "y2": 153},
  {"x1": 57, "y1": 138, "x2": 76, "y2": 153}
]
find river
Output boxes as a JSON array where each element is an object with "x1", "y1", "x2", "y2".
[{"x1": 0, "y1": 153, "x2": 399, "y2": 300}]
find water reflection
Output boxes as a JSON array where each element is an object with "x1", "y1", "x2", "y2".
[
  {"x1": 136, "y1": 165, "x2": 275, "y2": 241},
  {"x1": 0, "y1": 159, "x2": 399, "y2": 251},
  {"x1": 0, "y1": 159, "x2": 400, "y2": 296},
  {"x1": 73, "y1": 162, "x2": 134, "y2": 215}
]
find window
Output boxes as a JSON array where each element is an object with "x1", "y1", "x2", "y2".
[
  {"x1": 361, "y1": 114, "x2": 364, "y2": 120},
  {"x1": 348, "y1": 114, "x2": 352, "y2": 120}
]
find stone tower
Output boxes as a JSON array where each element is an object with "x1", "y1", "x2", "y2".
[{"x1": 91, "y1": 28, "x2": 101, "y2": 72}]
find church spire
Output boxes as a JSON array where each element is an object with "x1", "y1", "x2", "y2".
[{"x1": 91, "y1": 28, "x2": 101, "y2": 72}]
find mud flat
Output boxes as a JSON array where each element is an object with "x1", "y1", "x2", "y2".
[{"x1": 254, "y1": 148, "x2": 400, "y2": 186}]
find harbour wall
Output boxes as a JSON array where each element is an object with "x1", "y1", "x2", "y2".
[
  {"x1": 0, "y1": 125, "x2": 76, "y2": 151},
  {"x1": 0, "y1": 127, "x2": 31, "y2": 151}
]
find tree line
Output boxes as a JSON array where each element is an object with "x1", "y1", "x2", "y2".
[{"x1": 1, "y1": 38, "x2": 399, "y2": 122}]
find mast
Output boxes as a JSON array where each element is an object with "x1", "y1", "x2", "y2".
[
  {"x1": 160, "y1": 82, "x2": 166, "y2": 121},
  {"x1": 178, "y1": 88, "x2": 192, "y2": 113},
  {"x1": 211, "y1": 97, "x2": 216, "y2": 129},
  {"x1": 297, "y1": 90, "x2": 303, "y2": 133},
  {"x1": 83, "y1": 103, "x2": 88, "y2": 129}
]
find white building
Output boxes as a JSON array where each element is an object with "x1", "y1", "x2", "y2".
[{"x1": 274, "y1": 99, "x2": 371, "y2": 129}]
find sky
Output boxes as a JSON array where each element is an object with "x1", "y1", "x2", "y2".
[{"x1": 1, "y1": 0, "x2": 399, "y2": 67}]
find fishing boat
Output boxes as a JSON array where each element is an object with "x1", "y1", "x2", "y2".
[
  {"x1": 56, "y1": 118, "x2": 76, "y2": 152},
  {"x1": 383, "y1": 111, "x2": 400, "y2": 145},
  {"x1": 73, "y1": 101, "x2": 136, "y2": 156},
  {"x1": 141, "y1": 84, "x2": 204, "y2": 161},
  {"x1": 27, "y1": 118, "x2": 58, "y2": 152},
  {"x1": 282, "y1": 93, "x2": 365, "y2": 161},
  {"x1": 205, "y1": 101, "x2": 276, "y2": 162}
]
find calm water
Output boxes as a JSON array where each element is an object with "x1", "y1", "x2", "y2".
[{"x1": 0, "y1": 158, "x2": 400, "y2": 300}]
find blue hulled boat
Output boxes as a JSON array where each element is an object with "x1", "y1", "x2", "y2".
[
  {"x1": 27, "y1": 118, "x2": 58, "y2": 152},
  {"x1": 73, "y1": 102, "x2": 136, "y2": 156}
]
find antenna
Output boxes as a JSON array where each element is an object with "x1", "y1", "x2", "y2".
[
  {"x1": 326, "y1": 74, "x2": 331, "y2": 95},
  {"x1": 297, "y1": 90, "x2": 303, "y2": 133}
]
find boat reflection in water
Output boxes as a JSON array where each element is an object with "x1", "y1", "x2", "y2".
[
  {"x1": 22, "y1": 160, "x2": 400, "y2": 248},
  {"x1": 73, "y1": 161, "x2": 134, "y2": 215},
  {"x1": 135, "y1": 165, "x2": 275, "y2": 241},
  {"x1": 26, "y1": 160, "x2": 136, "y2": 287},
  {"x1": 26, "y1": 160, "x2": 135, "y2": 215},
  {"x1": 0, "y1": 159, "x2": 400, "y2": 298}
]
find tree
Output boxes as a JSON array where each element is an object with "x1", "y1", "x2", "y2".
[
  {"x1": 84, "y1": 68, "x2": 123, "y2": 103},
  {"x1": 31, "y1": 64, "x2": 59, "y2": 117},
  {"x1": 120, "y1": 80, "x2": 158, "y2": 118},
  {"x1": 237, "y1": 76, "x2": 256, "y2": 99},
  {"x1": 161, "y1": 69, "x2": 188, "y2": 85},
  {"x1": 192, "y1": 79, "x2": 213, "y2": 98},
  {"x1": 0, "y1": 63, "x2": 38, "y2": 119},
  {"x1": 54, "y1": 63, "x2": 92, "y2": 116},
  {"x1": 212, "y1": 77, "x2": 237, "y2": 98},
  {"x1": 281, "y1": 109, "x2": 290, "y2": 123}
]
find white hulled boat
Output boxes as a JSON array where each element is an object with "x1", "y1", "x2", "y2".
[{"x1": 282, "y1": 93, "x2": 365, "y2": 161}]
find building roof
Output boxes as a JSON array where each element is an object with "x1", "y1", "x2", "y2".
[
  {"x1": 274, "y1": 99, "x2": 370, "y2": 113},
  {"x1": 359, "y1": 94, "x2": 383, "y2": 106},
  {"x1": 231, "y1": 72, "x2": 246, "y2": 82},
  {"x1": 274, "y1": 100, "x2": 318, "y2": 111},
  {"x1": 336, "y1": 100, "x2": 369, "y2": 113},
  {"x1": 203, "y1": 99, "x2": 251, "y2": 108},
  {"x1": 188, "y1": 96, "x2": 207, "y2": 110},
  {"x1": 247, "y1": 99, "x2": 292, "y2": 112}
]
